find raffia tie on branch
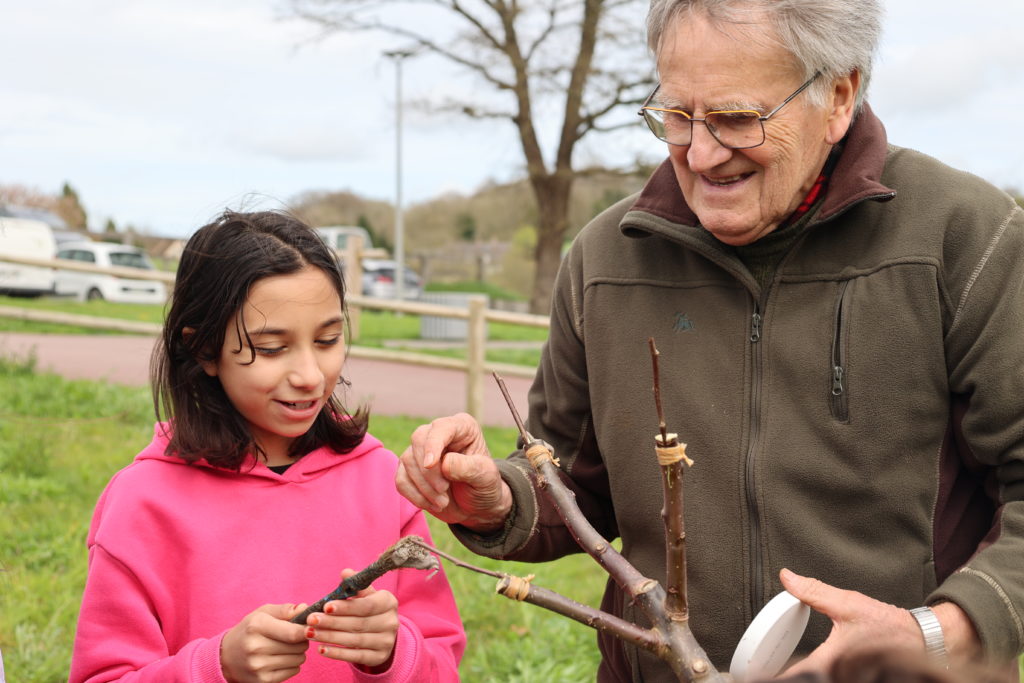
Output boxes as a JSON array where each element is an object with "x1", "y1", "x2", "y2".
[
  {"x1": 526, "y1": 442, "x2": 560, "y2": 468},
  {"x1": 655, "y1": 436, "x2": 693, "y2": 467},
  {"x1": 497, "y1": 573, "x2": 536, "y2": 601}
]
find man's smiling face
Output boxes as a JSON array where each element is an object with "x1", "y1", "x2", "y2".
[{"x1": 656, "y1": 11, "x2": 846, "y2": 246}]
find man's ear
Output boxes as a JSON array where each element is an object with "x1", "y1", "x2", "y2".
[
  {"x1": 824, "y1": 69, "x2": 860, "y2": 144},
  {"x1": 183, "y1": 327, "x2": 218, "y2": 377}
]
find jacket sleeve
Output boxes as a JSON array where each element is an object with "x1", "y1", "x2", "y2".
[
  {"x1": 930, "y1": 199, "x2": 1024, "y2": 658},
  {"x1": 355, "y1": 504, "x2": 465, "y2": 683},
  {"x1": 454, "y1": 227, "x2": 619, "y2": 562},
  {"x1": 69, "y1": 543, "x2": 227, "y2": 683}
]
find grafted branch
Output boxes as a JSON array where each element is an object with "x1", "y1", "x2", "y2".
[{"x1": 491, "y1": 369, "x2": 725, "y2": 681}]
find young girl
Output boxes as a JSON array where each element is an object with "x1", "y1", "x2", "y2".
[{"x1": 70, "y1": 210, "x2": 465, "y2": 682}]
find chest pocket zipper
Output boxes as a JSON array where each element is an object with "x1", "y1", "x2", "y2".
[{"x1": 831, "y1": 280, "x2": 853, "y2": 422}]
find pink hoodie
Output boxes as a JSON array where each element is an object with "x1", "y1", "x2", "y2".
[{"x1": 70, "y1": 424, "x2": 465, "y2": 682}]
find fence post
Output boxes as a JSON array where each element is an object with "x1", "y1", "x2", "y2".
[
  {"x1": 342, "y1": 237, "x2": 364, "y2": 341},
  {"x1": 348, "y1": 302, "x2": 361, "y2": 342},
  {"x1": 465, "y1": 295, "x2": 488, "y2": 422}
]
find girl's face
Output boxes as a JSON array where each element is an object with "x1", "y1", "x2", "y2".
[{"x1": 201, "y1": 265, "x2": 345, "y2": 465}]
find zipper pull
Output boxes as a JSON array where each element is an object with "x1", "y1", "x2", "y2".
[
  {"x1": 750, "y1": 311, "x2": 762, "y2": 342},
  {"x1": 832, "y1": 365, "x2": 844, "y2": 395}
]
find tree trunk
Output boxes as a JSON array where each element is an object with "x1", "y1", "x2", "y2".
[{"x1": 529, "y1": 172, "x2": 572, "y2": 314}]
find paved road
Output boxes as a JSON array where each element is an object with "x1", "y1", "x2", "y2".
[{"x1": 0, "y1": 332, "x2": 532, "y2": 429}]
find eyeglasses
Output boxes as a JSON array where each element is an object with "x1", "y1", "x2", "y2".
[{"x1": 637, "y1": 72, "x2": 821, "y2": 150}]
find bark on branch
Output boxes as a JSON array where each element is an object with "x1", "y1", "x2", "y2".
[{"x1": 290, "y1": 535, "x2": 439, "y2": 624}]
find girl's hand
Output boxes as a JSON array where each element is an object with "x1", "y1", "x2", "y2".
[
  {"x1": 221, "y1": 603, "x2": 310, "y2": 683},
  {"x1": 305, "y1": 569, "x2": 400, "y2": 672}
]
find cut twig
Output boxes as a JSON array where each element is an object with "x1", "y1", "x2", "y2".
[
  {"x1": 291, "y1": 536, "x2": 439, "y2": 624},
  {"x1": 649, "y1": 337, "x2": 669, "y2": 445},
  {"x1": 494, "y1": 371, "x2": 532, "y2": 442},
  {"x1": 650, "y1": 338, "x2": 693, "y2": 621}
]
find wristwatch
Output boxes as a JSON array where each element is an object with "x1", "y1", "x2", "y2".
[{"x1": 909, "y1": 606, "x2": 948, "y2": 666}]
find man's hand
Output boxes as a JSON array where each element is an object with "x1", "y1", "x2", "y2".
[
  {"x1": 396, "y1": 413, "x2": 513, "y2": 532},
  {"x1": 779, "y1": 568, "x2": 981, "y2": 676},
  {"x1": 221, "y1": 603, "x2": 310, "y2": 683}
]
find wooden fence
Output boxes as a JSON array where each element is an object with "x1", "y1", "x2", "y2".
[{"x1": 0, "y1": 254, "x2": 549, "y2": 421}]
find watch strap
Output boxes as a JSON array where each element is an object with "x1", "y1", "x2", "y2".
[{"x1": 909, "y1": 606, "x2": 948, "y2": 666}]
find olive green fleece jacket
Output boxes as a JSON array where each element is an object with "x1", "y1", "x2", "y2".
[{"x1": 454, "y1": 105, "x2": 1024, "y2": 682}]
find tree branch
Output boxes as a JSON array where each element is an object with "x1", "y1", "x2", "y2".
[{"x1": 290, "y1": 535, "x2": 439, "y2": 624}]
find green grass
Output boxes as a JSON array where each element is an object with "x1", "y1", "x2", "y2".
[
  {"x1": 424, "y1": 280, "x2": 526, "y2": 302},
  {"x1": 0, "y1": 295, "x2": 166, "y2": 326},
  {"x1": 0, "y1": 354, "x2": 602, "y2": 682}
]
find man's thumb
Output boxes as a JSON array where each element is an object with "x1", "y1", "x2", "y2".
[
  {"x1": 780, "y1": 568, "x2": 834, "y2": 613},
  {"x1": 439, "y1": 451, "x2": 486, "y2": 484}
]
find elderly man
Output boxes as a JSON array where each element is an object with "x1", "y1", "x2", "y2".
[{"x1": 397, "y1": 0, "x2": 1024, "y2": 680}]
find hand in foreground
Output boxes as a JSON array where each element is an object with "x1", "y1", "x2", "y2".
[
  {"x1": 396, "y1": 412, "x2": 512, "y2": 532},
  {"x1": 221, "y1": 603, "x2": 310, "y2": 683},
  {"x1": 778, "y1": 568, "x2": 979, "y2": 677},
  {"x1": 304, "y1": 569, "x2": 399, "y2": 672}
]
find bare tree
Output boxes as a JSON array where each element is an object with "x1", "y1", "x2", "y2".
[{"x1": 285, "y1": 0, "x2": 653, "y2": 314}]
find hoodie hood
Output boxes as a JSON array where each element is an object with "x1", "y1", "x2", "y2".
[{"x1": 136, "y1": 421, "x2": 384, "y2": 483}]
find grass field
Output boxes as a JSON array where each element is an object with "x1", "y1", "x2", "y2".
[{"x1": 0, "y1": 353, "x2": 604, "y2": 682}]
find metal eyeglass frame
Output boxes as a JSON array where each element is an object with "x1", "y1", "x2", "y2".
[{"x1": 637, "y1": 71, "x2": 822, "y2": 150}]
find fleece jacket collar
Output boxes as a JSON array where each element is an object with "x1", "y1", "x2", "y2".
[{"x1": 623, "y1": 102, "x2": 897, "y2": 239}]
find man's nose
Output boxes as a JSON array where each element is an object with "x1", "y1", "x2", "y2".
[{"x1": 686, "y1": 122, "x2": 733, "y2": 172}]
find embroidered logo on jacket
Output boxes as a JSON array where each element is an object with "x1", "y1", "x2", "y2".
[{"x1": 674, "y1": 313, "x2": 695, "y2": 332}]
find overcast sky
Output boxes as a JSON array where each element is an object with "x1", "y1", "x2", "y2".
[{"x1": 2, "y1": 0, "x2": 1022, "y2": 238}]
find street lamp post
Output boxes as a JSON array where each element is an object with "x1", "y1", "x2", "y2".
[{"x1": 384, "y1": 49, "x2": 414, "y2": 301}]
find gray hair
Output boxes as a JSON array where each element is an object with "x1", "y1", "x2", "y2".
[{"x1": 646, "y1": 0, "x2": 882, "y2": 110}]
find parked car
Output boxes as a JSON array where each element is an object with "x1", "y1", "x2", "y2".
[
  {"x1": 54, "y1": 241, "x2": 167, "y2": 304},
  {"x1": 0, "y1": 214, "x2": 57, "y2": 297},
  {"x1": 360, "y1": 258, "x2": 423, "y2": 299}
]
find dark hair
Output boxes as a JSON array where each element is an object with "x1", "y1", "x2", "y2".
[{"x1": 151, "y1": 209, "x2": 368, "y2": 470}]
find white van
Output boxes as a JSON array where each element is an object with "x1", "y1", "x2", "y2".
[
  {"x1": 54, "y1": 241, "x2": 167, "y2": 304},
  {"x1": 0, "y1": 215, "x2": 57, "y2": 297}
]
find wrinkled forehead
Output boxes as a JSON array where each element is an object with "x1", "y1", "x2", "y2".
[{"x1": 655, "y1": 8, "x2": 801, "y2": 111}]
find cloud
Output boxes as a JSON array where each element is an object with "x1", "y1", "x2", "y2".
[{"x1": 233, "y1": 125, "x2": 375, "y2": 162}]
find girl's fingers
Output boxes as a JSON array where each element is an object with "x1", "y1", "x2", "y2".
[{"x1": 305, "y1": 590, "x2": 399, "y2": 661}]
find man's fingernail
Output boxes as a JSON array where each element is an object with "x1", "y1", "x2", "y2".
[{"x1": 424, "y1": 452, "x2": 437, "y2": 468}]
